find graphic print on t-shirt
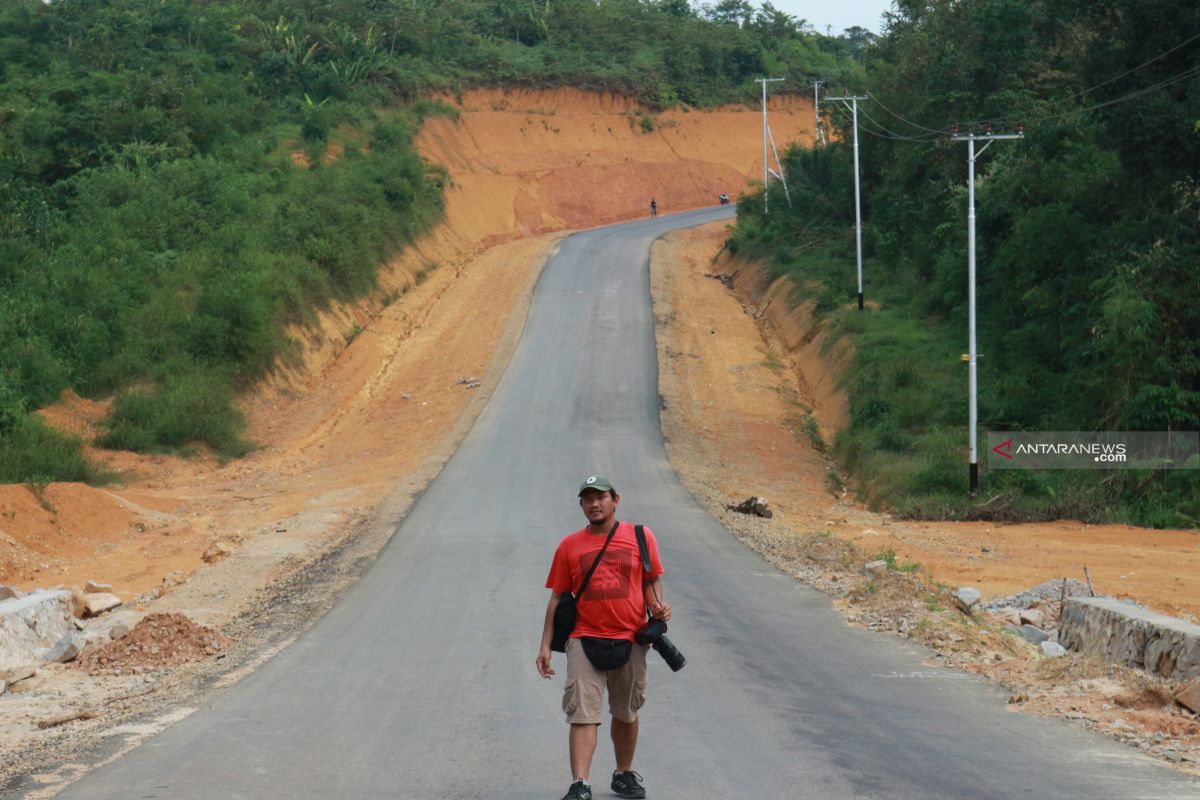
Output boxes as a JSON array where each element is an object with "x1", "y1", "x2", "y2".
[{"x1": 576, "y1": 548, "x2": 634, "y2": 600}]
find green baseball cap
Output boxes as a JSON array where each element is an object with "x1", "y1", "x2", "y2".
[{"x1": 577, "y1": 475, "x2": 616, "y2": 496}]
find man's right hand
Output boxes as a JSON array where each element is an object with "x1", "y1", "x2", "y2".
[{"x1": 536, "y1": 645, "x2": 555, "y2": 679}]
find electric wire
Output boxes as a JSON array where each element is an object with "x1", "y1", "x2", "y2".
[
  {"x1": 856, "y1": 104, "x2": 942, "y2": 142},
  {"x1": 866, "y1": 93, "x2": 948, "y2": 135},
  {"x1": 826, "y1": 61, "x2": 1200, "y2": 146},
  {"x1": 823, "y1": 28, "x2": 1200, "y2": 140},
  {"x1": 954, "y1": 29, "x2": 1200, "y2": 130}
]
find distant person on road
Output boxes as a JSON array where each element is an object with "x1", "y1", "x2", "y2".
[
  {"x1": 649, "y1": 198, "x2": 657, "y2": 218},
  {"x1": 537, "y1": 475, "x2": 671, "y2": 800}
]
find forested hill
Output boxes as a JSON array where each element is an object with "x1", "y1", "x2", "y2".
[
  {"x1": 0, "y1": 0, "x2": 861, "y2": 483},
  {"x1": 731, "y1": 0, "x2": 1199, "y2": 527}
]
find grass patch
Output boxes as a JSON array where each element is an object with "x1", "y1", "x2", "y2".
[
  {"x1": 871, "y1": 548, "x2": 922, "y2": 574},
  {"x1": 98, "y1": 370, "x2": 251, "y2": 460},
  {"x1": 0, "y1": 417, "x2": 110, "y2": 485}
]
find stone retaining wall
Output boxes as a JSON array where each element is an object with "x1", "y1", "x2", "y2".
[{"x1": 1060, "y1": 597, "x2": 1200, "y2": 680}]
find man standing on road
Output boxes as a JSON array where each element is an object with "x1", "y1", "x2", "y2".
[
  {"x1": 537, "y1": 476, "x2": 671, "y2": 800},
  {"x1": 649, "y1": 198, "x2": 657, "y2": 218}
]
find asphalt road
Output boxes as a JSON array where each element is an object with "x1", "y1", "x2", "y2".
[{"x1": 52, "y1": 207, "x2": 1199, "y2": 799}]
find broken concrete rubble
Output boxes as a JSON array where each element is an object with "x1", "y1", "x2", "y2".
[
  {"x1": 0, "y1": 590, "x2": 74, "y2": 671},
  {"x1": 1177, "y1": 678, "x2": 1200, "y2": 714},
  {"x1": 1040, "y1": 641, "x2": 1067, "y2": 658},
  {"x1": 1019, "y1": 608, "x2": 1045, "y2": 627},
  {"x1": 956, "y1": 587, "x2": 982, "y2": 613},
  {"x1": 1019, "y1": 624, "x2": 1050, "y2": 645},
  {"x1": 863, "y1": 560, "x2": 888, "y2": 578},
  {"x1": 46, "y1": 631, "x2": 83, "y2": 663},
  {"x1": 82, "y1": 593, "x2": 122, "y2": 618}
]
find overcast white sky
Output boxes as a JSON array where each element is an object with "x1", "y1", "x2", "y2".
[{"x1": 760, "y1": 1, "x2": 894, "y2": 35}]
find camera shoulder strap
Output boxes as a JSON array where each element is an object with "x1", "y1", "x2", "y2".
[
  {"x1": 634, "y1": 524, "x2": 662, "y2": 614},
  {"x1": 634, "y1": 524, "x2": 651, "y2": 573},
  {"x1": 576, "y1": 519, "x2": 620, "y2": 599}
]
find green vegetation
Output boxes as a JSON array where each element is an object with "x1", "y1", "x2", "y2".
[
  {"x1": 1, "y1": 0, "x2": 863, "y2": 481},
  {"x1": 730, "y1": 0, "x2": 1199, "y2": 527},
  {"x1": 871, "y1": 549, "x2": 920, "y2": 574}
]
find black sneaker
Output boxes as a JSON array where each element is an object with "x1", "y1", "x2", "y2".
[
  {"x1": 562, "y1": 779, "x2": 592, "y2": 800},
  {"x1": 610, "y1": 771, "x2": 646, "y2": 799}
]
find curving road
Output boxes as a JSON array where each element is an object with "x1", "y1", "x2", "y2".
[{"x1": 51, "y1": 207, "x2": 1199, "y2": 799}]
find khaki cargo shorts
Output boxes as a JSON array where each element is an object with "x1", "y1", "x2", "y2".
[{"x1": 562, "y1": 638, "x2": 649, "y2": 725}]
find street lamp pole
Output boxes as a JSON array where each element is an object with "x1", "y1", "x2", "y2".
[
  {"x1": 951, "y1": 127, "x2": 1023, "y2": 495},
  {"x1": 827, "y1": 94, "x2": 867, "y2": 310}
]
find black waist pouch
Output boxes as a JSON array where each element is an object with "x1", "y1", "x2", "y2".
[{"x1": 580, "y1": 637, "x2": 633, "y2": 671}]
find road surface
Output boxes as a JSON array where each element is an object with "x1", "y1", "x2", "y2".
[{"x1": 50, "y1": 207, "x2": 1200, "y2": 799}]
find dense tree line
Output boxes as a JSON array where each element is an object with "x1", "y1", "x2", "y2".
[
  {"x1": 0, "y1": 0, "x2": 860, "y2": 481},
  {"x1": 730, "y1": 0, "x2": 1199, "y2": 526}
]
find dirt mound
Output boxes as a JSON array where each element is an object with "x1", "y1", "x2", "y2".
[{"x1": 77, "y1": 613, "x2": 227, "y2": 675}]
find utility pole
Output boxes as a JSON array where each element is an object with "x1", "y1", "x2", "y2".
[
  {"x1": 813, "y1": 80, "x2": 825, "y2": 146},
  {"x1": 755, "y1": 77, "x2": 790, "y2": 214},
  {"x1": 951, "y1": 125, "x2": 1023, "y2": 496},
  {"x1": 826, "y1": 94, "x2": 867, "y2": 310}
]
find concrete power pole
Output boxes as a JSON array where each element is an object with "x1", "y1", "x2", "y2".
[
  {"x1": 756, "y1": 77, "x2": 790, "y2": 214},
  {"x1": 951, "y1": 126, "x2": 1023, "y2": 496},
  {"x1": 826, "y1": 94, "x2": 867, "y2": 310}
]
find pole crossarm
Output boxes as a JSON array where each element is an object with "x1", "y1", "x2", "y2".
[{"x1": 950, "y1": 133, "x2": 1025, "y2": 141}]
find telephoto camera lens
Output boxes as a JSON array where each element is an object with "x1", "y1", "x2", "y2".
[
  {"x1": 635, "y1": 619, "x2": 686, "y2": 672},
  {"x1": 651, "y1": 634, "x2": 686, "y2": 672}
]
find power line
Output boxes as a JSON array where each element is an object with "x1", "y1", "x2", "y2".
[
  {"x1": 829, "y1": 28, "x2": 1200, "y2": 141},
  {"x1": 867, "y1": 94, "x2": 948, "y2": 135},
  {"x1": 856, "y1": 104, "x2": 942, "y2": 142},
  {"x1": 831, "y1": 60, "x2": 1199, "y2": 147},
  {"x1": 960, "y1": 62, "x2": 1200, "y2": 134},
  {"x1": 956, "y1": 29, "x2": 1200, "y2": 130}
]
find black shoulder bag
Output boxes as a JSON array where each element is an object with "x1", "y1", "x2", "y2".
[{"x1": 550, "y1": 520, "x2": 619, "y2": 653}]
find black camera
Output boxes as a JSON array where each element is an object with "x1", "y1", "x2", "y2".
[{"x1": 635, "y1": 619, "x2": 686, "y2": 672}]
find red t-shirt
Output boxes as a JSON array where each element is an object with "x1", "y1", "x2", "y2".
[{"x1": 546, "y1": 521, "x2": 664, "y2": 642}]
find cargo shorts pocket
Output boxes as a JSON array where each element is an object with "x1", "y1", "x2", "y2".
[
  {"x1": 631, "y1": 678, "x2": 646, "y2": 712},
  {"x1": 562, "y1": 679, "x2": 578, "y2": 717}
]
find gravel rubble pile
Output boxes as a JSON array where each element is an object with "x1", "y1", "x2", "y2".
[{"x1": 76, "y1": 613, "x2": 227, "y2": 675}]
